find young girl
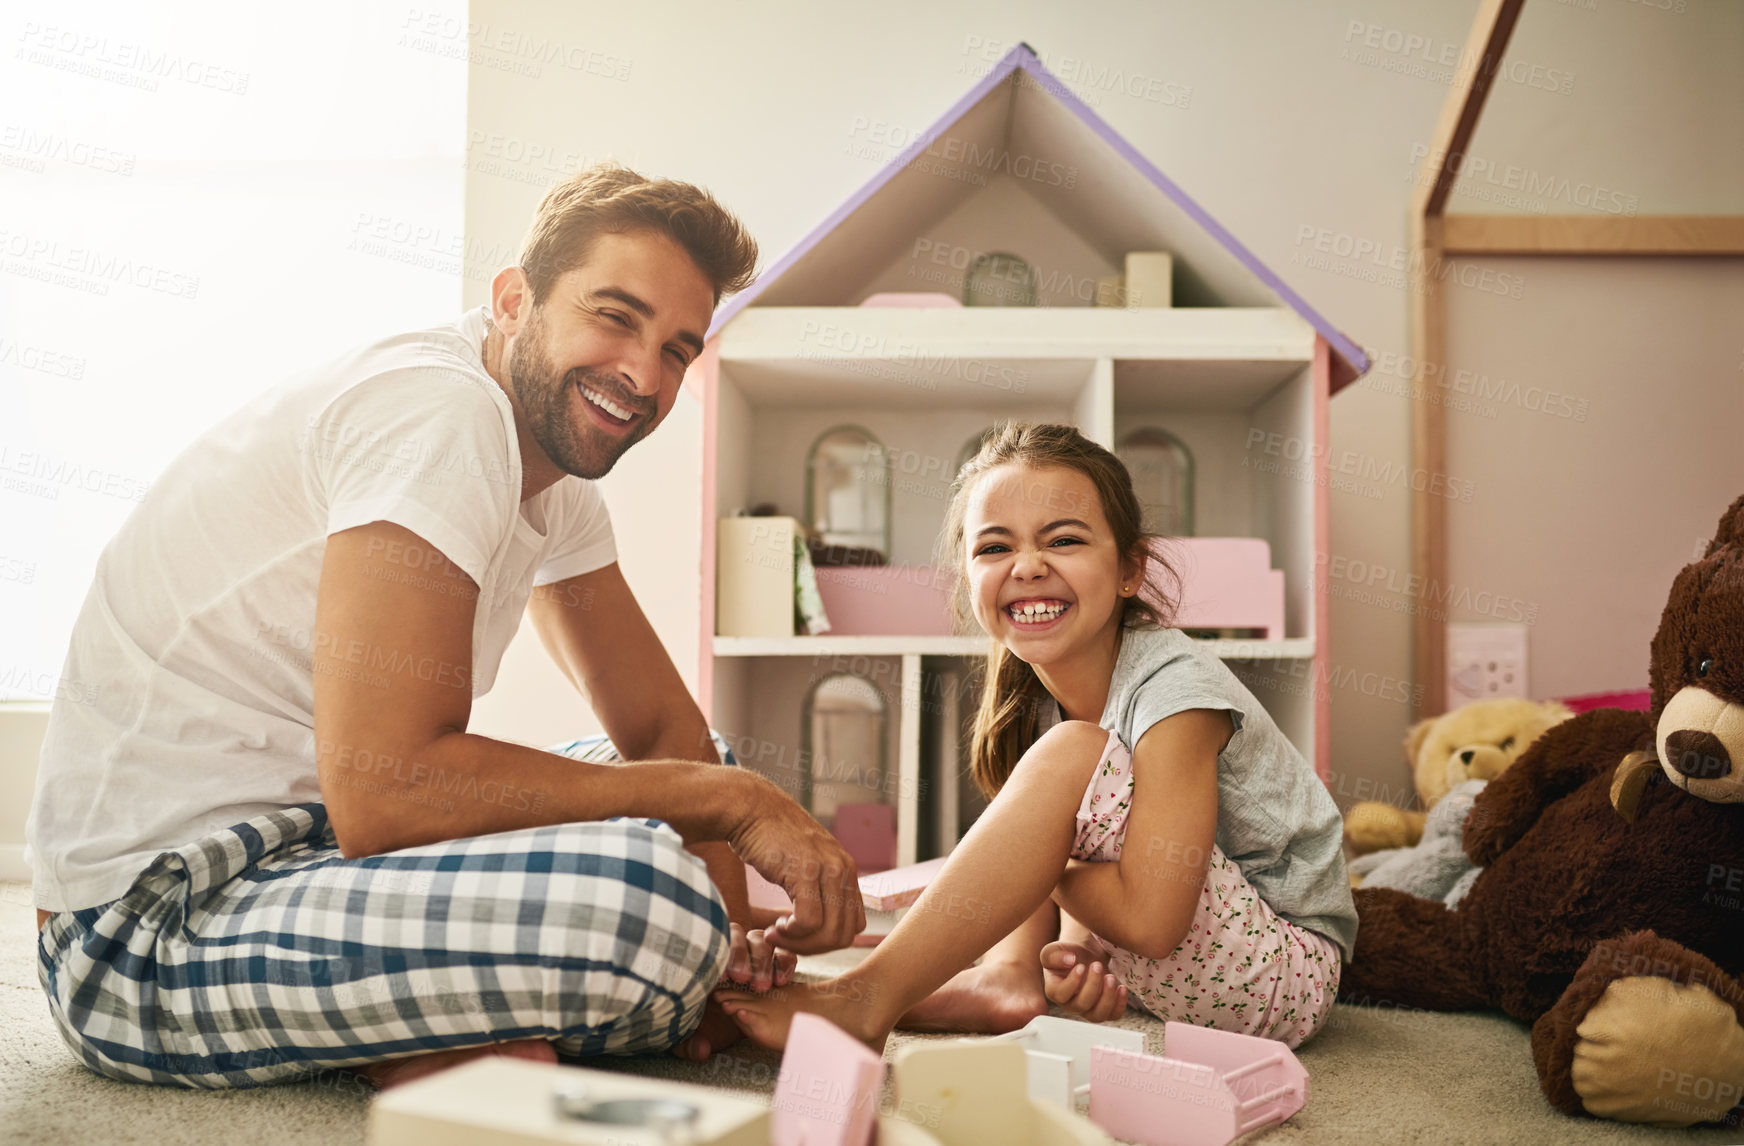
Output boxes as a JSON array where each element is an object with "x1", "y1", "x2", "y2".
[{"x1": 715, "y1": 422, "x2": 1357, "y2": 1052}]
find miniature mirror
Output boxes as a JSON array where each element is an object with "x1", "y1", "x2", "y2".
[
  {"x1": 804, "y1": 426, "x2": 890, "y2": 560},
  {"x1": 1117, "y1": 426, "x2": 1195, "y2": 537},
  {"x1": 801, "y1": 672, "x2": 889, "y2": 823}
]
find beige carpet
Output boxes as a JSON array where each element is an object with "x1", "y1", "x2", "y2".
[{"x1": 1, "y1": 881, "x2": 1737, "y2": 1146}]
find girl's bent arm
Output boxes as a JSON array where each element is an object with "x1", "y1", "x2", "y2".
[{"x1": 1052, "y1": 708, "x2": 1228, "y2": 960}]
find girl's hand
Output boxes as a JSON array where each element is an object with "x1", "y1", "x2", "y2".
[
  {"x1": 1041, "y1": 940, "x2": 1129, "y2": 1022},
  {"x1": 721, "y1": 923, "x2": 798, "y2": 993}
]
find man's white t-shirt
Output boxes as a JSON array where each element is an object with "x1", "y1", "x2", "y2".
[{"x1": 24, "y1": 306, "x2": 618, "y2": 913}]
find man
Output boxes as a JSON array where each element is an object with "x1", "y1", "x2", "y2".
[{"x1": 25, "y1": 162, "x2": 863, "y2": 1090}]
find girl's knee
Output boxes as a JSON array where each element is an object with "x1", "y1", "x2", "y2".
[{"x1": 1014, "y1": 720, "x2": 1110, "y2": 778}]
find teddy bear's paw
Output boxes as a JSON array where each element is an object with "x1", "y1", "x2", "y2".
[
  {"x1": 1343, "y1": 801, "x2": 1415, "y2": 854},
  {"x1": 1569, "y1": 975, "x2": 1744, "y2": 1126}
]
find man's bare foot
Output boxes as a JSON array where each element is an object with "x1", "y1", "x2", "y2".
[
  {"x1": 896, "y1": 960, "x2": 1049, "y2": 1034},
  {"x1": 672, "y1": 998, "x2": 743, "y2": 1063},
  {"x1": 712, "y1": 977, "x2": 889, "y2": 1055},
  {"x1": 351, "y1": 1037, "x2": 558, "y2": 1091}
]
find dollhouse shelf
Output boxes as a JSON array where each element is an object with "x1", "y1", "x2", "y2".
[
  {"x1": 712, "y1": 635, "x2": 1317, "y2": 660},
  {"x1": 720, "y1": 306, "x2": 1316, "y2": 409}
]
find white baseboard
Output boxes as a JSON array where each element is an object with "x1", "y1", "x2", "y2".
[{"x1": 0, "y1": 843, "x2": 31, "y2": 886}]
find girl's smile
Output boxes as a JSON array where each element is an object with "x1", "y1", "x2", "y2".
[{"x1": 1003, "y1": 598, "x2": 1073, "y2": 631}]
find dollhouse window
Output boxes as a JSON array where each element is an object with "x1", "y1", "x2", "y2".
[
  {"x1": 1117, "y1": 426, "x2": 1195, "y2": 537},
  {"x1": 804, "y1": 426, "x2": 892, "y2": 560},
  {"x1": 954, "y1": 426, "x2": 1000, "y2": 481},
  {"x1": 800, "y1": 672, "x2": 890, "y2": 823}
]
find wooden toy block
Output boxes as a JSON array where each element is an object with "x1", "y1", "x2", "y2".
[
  {"x1": 1122, "y1": 251, "x2": 1173, "y2": 308},
  {"x1": 365, "y1": 1056, "x2": 771, "y2": 1146},
  {"x1": 890, "y1": 1040, "x2": 1112, "y2": 1146},
  {"x1": 1086, "y1": 1022, "x2": 1307, "y2": 1146},
  {"x1": 716, "y1": 516, "x2": 798, "y2": 638},
  {"x1": 771, "y1": 1012, "x2": 885, "y2": 1146}
]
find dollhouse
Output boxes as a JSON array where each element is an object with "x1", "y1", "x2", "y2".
[{"x1": 683, "y1": 43, "x2": 1368, "y2": 868}]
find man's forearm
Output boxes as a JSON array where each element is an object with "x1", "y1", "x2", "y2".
[
  {"x1": 638, "y1": 722, "x2": 755, "y2": 929},
  {"x1": 322, "y1": 730, "x2": 750, "y2": 858}
]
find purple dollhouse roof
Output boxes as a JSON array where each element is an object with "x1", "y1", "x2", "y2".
[{"x1": 707, "y1": 43, "x2": 1369, "y2": 391}]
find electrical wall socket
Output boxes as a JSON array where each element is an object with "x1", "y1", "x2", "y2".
[{"x1": 1446, "y1": 622, "x2": 1529, "y2": 709}]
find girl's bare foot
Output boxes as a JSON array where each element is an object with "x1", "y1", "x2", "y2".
[
  {"x1": 896, "y1": 959, "x2": 1049, "y2": 1034},
  {"x1": 712, "y1": 976, "x2": 889, "y2": 1055},
  {"x1": 350, "y1": 1036, "x2": 558, "y2": 1091}
]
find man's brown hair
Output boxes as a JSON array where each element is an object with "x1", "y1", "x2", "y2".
[{"x1": 517, "y1": 161, "x2": 758, "y2": 310}]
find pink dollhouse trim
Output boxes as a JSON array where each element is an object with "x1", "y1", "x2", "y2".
[{"x1": 1313, "y1": 335, "x2": 1331, "y2": 779}]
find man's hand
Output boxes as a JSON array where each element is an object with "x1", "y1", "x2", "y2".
[
  {"x1": 721, "y1": 923, "x2": 798, "y2": 992},
  {"x1": 670, "y1": 925, "x2": 797, "y2": 1062},
  {"x1": 724, "y1": 772, "x2": 865, "y2": 954},
  {"x1": 1041, "y1": 940, "x2": 1130, "y2": 1022}
]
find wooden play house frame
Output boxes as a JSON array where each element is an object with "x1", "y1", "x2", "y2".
[{"x1": 1408, "y1": 0, "x2": 1744, "y2": 715}]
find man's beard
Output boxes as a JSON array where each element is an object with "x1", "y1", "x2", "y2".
[{"x1": 507, "y1": 313, "x2": 652, "y2": 481}]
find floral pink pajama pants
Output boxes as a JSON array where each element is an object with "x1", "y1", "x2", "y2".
[{"x1": 1071, "y1": 729, "x2": 1340, "y2": 1049}]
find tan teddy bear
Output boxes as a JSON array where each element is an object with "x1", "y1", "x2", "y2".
[{"x1": 1345, "y1": 697, "x2": 1573, "y2": 858}]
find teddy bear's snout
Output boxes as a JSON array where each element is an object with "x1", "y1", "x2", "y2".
[{"x1": 1665, "y1": 729, "x2": 1732, "y2": 780}]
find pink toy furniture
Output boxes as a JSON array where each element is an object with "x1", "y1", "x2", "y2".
[
  {"x1": 1088, "y1": 1022, "x2": 1308, "y2": 1146},
  {"x1": 812, "y1": 541, "x2": 1285, "y2": 640},
  {"x1": 1556, "y1": 688, "x2": 1651, "y2": 714},
  {"x1": 813, "y1": 566, "x2": 955, "y2": 636},
  {"x1": 741, "y1": 854, "x2": 945, "y2": 947},
  {"x1": 858, "y1": 292, "x2": 962, "y2": 307},
  {"x1": 773, "y1": 1013, "x2": 884, "y2": 1146},
  {"x1": 1164, "y1": 537, "x2": 1286, "y2": 640},
  {"x1": 833, "y1": 802, "x2": 899, "y2": 873},
  {"x1": 858, "y1": 856, "x2": 948, "y2": 911}
]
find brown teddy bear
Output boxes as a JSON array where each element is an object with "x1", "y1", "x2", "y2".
[
  {"x1": 1340, "y1": 494, "x2": 1744, "y2": 1128},
  {"x1": 1344, "y1": 697, "x2": 1573, "y2": 860}
]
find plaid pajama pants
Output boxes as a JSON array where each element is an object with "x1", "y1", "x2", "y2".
[{"x1": 35, "y1": 732, "x2": 738, "y2": 1089}]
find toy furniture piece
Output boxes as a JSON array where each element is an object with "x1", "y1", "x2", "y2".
[
  {"x1": 890, "y1": 1039, "x2": 1113, "y2": 1146},
  {"x1": 744, "y1": 855, "x2": 944, "y2": 946},
  {"x1": 991, "y1": 1015, "x2": 1310, "y2": 1146},
  {"x1": 858, "y1": 292, "x2": 962, "y2": 308},
  {"x1": 365, "y1": 1056, "x2": 774, "y2": 1145},
  {"x1": 771, "y1": 1013, "x2": 884, "y2": 1146},
  {"x1": 1089, "y1": 1023, "x2": 1307, "y2": 1146},
  {"x1": 1164, "y1": 538, "x2": 1286, "y2": 640},
  {"x1": 693, "y1": 44, "x2": 1367, "y2": 870},
  {"x1": 812, "y1": 565, "x2": 955, "y2": 636},
  {"x1": 992, "y1": 1014, "x2": 1144, "y2": 1107},
  {"x1": 716, "y1": 516, "x2": 803, "y2": 638},
  {"x1": 832, "y1": 801, "x2": 898, "y2": 873},
  {"x1": 858, "y1": 856, "x2": 948, "y2": 911},
  {"x1": 1123, "y1": 252, "x2": 1173, "y2": 309},
  {"x1": 364, "y1": 1051, "x2": 948, "y2": 1146}
]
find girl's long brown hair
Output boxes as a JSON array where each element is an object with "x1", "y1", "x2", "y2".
[{"x1": 935, "y1": 423, "x2": 1179, "y2": 799}]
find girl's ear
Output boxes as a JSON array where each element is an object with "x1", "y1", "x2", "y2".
[{"x1": 1122, "y1": 547, "x2": 1148, "y2": 594}]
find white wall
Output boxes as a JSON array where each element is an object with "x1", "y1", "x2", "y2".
[{"x1": 460, "y1": 0, "x2": 1742, "y2": 804}]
